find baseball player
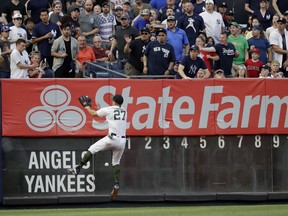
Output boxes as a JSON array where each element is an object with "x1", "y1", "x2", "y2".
[{"x1": 68, "y1": 94, "x2": 127, "y2": 200}]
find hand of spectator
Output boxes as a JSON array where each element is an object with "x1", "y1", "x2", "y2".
[
  {"x1": 108, "y1": 51, "x2": 114, "y2": 59},
  {"x1": 282, "y1": 59, "x2": 288, "y2": 69},
  {"x1": 61, "y1": 53, "x2": 68, "y2": 58},
  {"x1": 30, "y1": 63, "x2": 38, "y2": 69},
  {"x1": 143, "y1": 66, "x2": 148, "y2": 74},
  {"x1": 45, "y1": 32, "x2": 53, "y2": 39},
  {"x1": 249, "y1": 45, "x2": 255, "y2": 51},
  {"x1": 124, "y1": 34, "x2": 132, "y2": 44}
]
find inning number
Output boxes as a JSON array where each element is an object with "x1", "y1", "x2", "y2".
[{"x1": 114, "y1": 110, "x2": 126, "y2": 120}]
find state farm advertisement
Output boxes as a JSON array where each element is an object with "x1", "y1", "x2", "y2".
[{"x1": 1, "y1": 79, "x2": 288, "y2": 137}]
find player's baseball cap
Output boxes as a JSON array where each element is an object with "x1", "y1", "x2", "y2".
[
  {"x1": 1, "y1": 25, "x2": 11, "y2": 32},
  {"x1": 250, "y1": 48, "x2": 260, "y2": 55},
  {"x1": 113, "y1": 94, "x2": 124, "y2": 105}
]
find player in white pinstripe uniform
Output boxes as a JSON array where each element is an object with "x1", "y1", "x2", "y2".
[{"x1": 68, "y1": 94, "x2": 127, "y2": 200}]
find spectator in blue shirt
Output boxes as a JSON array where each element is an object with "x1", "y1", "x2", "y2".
[{"x1": 166, "y1": 15, "x2": 189, "y2": 62}]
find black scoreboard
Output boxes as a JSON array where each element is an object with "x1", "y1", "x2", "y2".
[{"x1": 2, "y1": 135, "x2": 288, "y2": 197}]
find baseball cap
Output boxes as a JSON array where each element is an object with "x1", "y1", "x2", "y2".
[
  {"x1": 277, "y1": 17, "x2": 286, "y2": 24},
  {"x1": 141, "y1": 27, "x2": 150, "y2": 33},
  {"x1": 230, "y1": 21, "x2": 239, "y2": 27},
  {"x1": 206, "y1": 0, "x2": 214, "y2": 4},
  {"x1": 120, "y1": 13, "x2": 129, "y2": 20},
  {"x1": 252, "y1": 25, "x2": 262, "y2": 30},
  {"x1": 228, "y1": 10, "x2": 234, "y2": 16},
  {"x1": 141, "y1": 9, "x2": 150, "y2": 16},
  {"x1": 167, "y1": 15, "x2": 176, "y2": 21},
  {"x1": 218, "y1": 2, "x2": 227, "y2": 8},
  {"x1": 122, "y1": 0, "x2": 131, "y2": 5},
  {"x1": 113, "y1": 94, "x2": 124, "y2": 105},
  {"x1": 156, "y1": 28, "x2": 167, "y2": 35},
  {"x1": 190, "y1": 45, "x2": 199, "y2": 51},
  {"x1": 67, "y1": 5, "x2": 80, "y2": 14},
  {"x1": 13, "y1": 13, "x2": 22, "y2": 19},
  {"x1": 215, "y1": 69, "x2": 224, "y2": 74},
  {"x1": 115, "y1": 5, "x2": 123, "y2": 10},
  {"x1": 250, "y1": 48, "x2": 260, "y2": 55},
  {"x1": 261, "y1": 65, "x2": 271, "y2": 71},
  {"x1": 102, "y1": 2, "x2": 109, "y2": 7},
  {"x1": 1, "y1": 25, "x2": 11, "y2": 32}
]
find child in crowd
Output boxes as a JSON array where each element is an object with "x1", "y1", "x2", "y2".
[
  {"x1": 245, "y1": 48, "x2": 263, "y2": 78},
  {"x1": 237, "y1": 65, "x2": 246, "y2": 78},
  {"x1": 214, "y1": 69, "x2": 225, "y2": 78},
  {"x1": 270, "y1": 60, "x2": 281, "y2": 78},
  {"x1": 28, "y1": 52, "x2": 54, "y2": 78},
  {"x1": 259, "y1": 65, "x2": 272, "y2": 78}
]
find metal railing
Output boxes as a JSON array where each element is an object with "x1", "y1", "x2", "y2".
[{"x1": 84, "y1": 61, "x2": 176, "y2": 79}]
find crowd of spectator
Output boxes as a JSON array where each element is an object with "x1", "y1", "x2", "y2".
[{"x1": 0, "y1": 0, "x2": 288, "y2": 79}]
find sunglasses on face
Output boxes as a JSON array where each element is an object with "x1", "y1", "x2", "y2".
[
  {"x1": 14, "y1": 18, "x2": 22, "y2": 20},
  {"x1": 141, "y1": 32, "x2": 149, "y2": 35}
]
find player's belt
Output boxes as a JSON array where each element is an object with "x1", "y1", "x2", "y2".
[{"x1": 110, "y1": 133, "x2": 126, "y2": 138}]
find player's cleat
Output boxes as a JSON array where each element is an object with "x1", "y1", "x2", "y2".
[
  {"x1": 67, "y1": 167, "x2": 80, "y2": 176},
  {"x1": 111, "y1": 184, "x2": 119, "y2": 200}
]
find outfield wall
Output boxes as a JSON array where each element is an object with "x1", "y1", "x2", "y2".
[{"x1": 1, "y1": 79, "x2": 288, "y2": 205}]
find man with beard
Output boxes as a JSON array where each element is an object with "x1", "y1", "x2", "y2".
[
  {"x1": 177, "y1": 1, "x2": 205, "y2": 46},
  {"x1": 51, "y1": 23, "x2": 79, "y2": 78},
  {"x1": 97, "y1": 2, "x2": 116, "y2": 49},
  {"x1": 78, "y1": 0, "x2": 99, "y2": 46},
  {"x1": 32, "y1": 8, "x2": 61, "y2": 68},
  {"x1": 123, "y1": 27, "x2": 151, "y2": 76}
]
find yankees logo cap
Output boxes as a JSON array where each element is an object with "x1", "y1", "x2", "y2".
[{"x1": 113, "y1": 94, "x2": 124, "y2": 105}]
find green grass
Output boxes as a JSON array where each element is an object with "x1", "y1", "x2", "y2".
[{"x1": 1, "y1": 205, "x2": 288, "y2": 216}]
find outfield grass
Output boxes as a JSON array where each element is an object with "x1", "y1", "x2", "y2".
[{"x1": 1, "y1": 204, "x2": 288, "y2": 216}]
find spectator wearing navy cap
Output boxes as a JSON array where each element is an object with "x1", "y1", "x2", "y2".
[
  {"x1": 0, "y1": 25, "x2": 12, "y2": 78},
  {"x1": 143, "y1": 28, "x2": 175, "y2": 76}
]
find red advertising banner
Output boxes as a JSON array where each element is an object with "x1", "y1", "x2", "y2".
[{"x1": 2, "y1": 79, "x2": 288, "y2": 137}]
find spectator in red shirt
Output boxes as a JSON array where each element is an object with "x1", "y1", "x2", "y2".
[{"x1": 245, "y1": 47, "x2": 264, "y2": 77}]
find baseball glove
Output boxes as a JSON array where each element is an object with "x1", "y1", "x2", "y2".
[{"x1": 79, "y1": 95, "x2": 92, "y2": 107}]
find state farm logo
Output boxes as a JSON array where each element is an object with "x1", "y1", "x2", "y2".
[{"x1": 26, "y1": 85, "x2": 86, "y2": 132}]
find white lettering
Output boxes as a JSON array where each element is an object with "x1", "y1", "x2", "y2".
[
  {"x1": 173, "y1": 96, "x2": 195, "y2": 129},
  {"x1": 158, "y1": 87, "x2": 173, "y2": 128},
  {"x1": 217, "y1": 96, "x2": 240, "y2": 129},
  {"x1": 199, "y1": 86, "x2": 223, "y2": 128}
]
